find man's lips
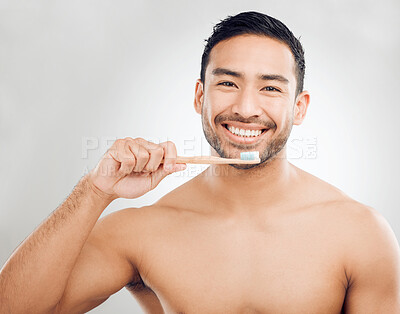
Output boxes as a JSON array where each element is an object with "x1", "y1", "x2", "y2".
[
  {"x1": 220, "y1": 122, "x2": 269, "y2": 144},
  {"x1": 222, "y1": 121, "x2": 268, "y2": 131}
]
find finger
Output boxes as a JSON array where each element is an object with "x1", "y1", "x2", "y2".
[
  {"x1": 105, "y1": 139, "x2": 129, "y2": 177},
  {"x1": 128, "y1": 143, "x2": 150, "y2": 172},
  {"x1": 118, "y1": 142, "x2": 137, "y2": 176},
  {"x1": 95, "y1": 150, "x2": 120, "y2": 178},
  {"x1": 144, "y1": 146, "x2": 164, "y2": 172},
  {"x1": 134, "y1": 137, "x2": 159, "y2": 148},
  {"x1": 108, "y1": 138, "x2": 127, "y2": 163},
  {"x1": 150, "y1": 163, "x2": 187, "y2": 189},
  {"x1": 159, "y1": 141, "x2": 177, "y2": 171},
  {"x1": 105, "y1": 139, "x2": 136, "y2": 177},
  {"x1": 133, "y1": 138, "x2": 165, "y2": 172}
]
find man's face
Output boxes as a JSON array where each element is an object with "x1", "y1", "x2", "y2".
[{"x1": 196, "y1": 34, "x2": 299, "y2": 169}]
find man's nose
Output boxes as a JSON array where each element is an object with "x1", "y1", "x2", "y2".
[{"x1": 231, "y1": 87, "x2": 263, "y2": 118}]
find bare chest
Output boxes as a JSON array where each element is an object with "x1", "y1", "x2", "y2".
[{"x1": 134, "y1": 212, "x2": 348, "y2": 313}]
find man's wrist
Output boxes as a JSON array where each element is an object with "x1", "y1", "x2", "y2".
[{"x1": 82, "y1": 174, "x2": 116, "y2": 206}]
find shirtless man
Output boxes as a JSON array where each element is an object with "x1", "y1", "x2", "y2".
[{"x1": 1, "y1": 11, "x2": 399, "y2": 314}]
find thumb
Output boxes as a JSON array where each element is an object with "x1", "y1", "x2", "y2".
[{"x1": 150, "y1": 163, "x2": 187, "y2": 189}]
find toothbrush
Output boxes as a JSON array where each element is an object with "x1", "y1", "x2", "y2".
[{"x1": 168, "y1": 151, "x2": 260, "y2": 165}]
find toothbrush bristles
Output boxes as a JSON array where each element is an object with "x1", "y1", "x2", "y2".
[{"x1": 240, "y1": 151, "x2": 260, "y2": 161}]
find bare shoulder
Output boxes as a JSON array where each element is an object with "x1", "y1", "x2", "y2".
[
  {"x1": 294, "y1": 166, "x2": 399, "y2": 259},
  {"x1": 318, "y1": 197, "x2": 400, "y2": 292},
  {"x1": 99, "y1": 176, "x2": 202, "y2": 252},
  {"x1": 293, "y1": 165, "x2": 352, "y2": 202},
  {"x1": 99, "y1": 202, "x2": 185, "y2": 240},
  {"x1": 321, "y1": 197, "x2": 397, "y2": 242},
  {"x1": 335, "y1": 200, "x2": 399, "y2": 267},
  {"x1": 301, "y1": 167, "x2": 398, "y2": 244},
  {"x1": 299, "y1": 170, "x2": 400, "y2": 304},
  {"x1": 101, "y1": 173, "x2": 200, "y2": 227},
  {"x1": 99, "y1": 173, "x2": 201, "y2": 240},
  {"x1": 300, "y1": 167, "x2": 395, "y2": 238},
  {"x1": 321, "y1": 200, "x2": 400, "y2": 311}
]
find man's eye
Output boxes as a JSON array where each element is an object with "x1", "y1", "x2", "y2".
[
  {"x1": 218, "y1": 81, "x2": 236, "y2": 87},
  {"x1": 263, "y1": 86, "x2": 280, "y2": 92}
]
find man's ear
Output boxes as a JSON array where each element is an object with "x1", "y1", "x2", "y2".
[
  {"x1": 293, "y1": 90, "x2": 310, "y2": 125},
  {"x1": 194, "y1": 79, "x2": 204, "y2": 114}
]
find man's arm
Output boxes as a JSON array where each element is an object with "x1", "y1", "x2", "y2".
[
  {"x1": 0, "y1": 137, "x2": 184, "y2": 313},
  {"x1": 343, "y1": 206, "x2": 400, "y2": 313},
  {"x1": 0, "y1": 175, "x2": 125, "y2": 313},
  {"x1": 54, "y1": 206, "x2": 140, "y2": 313}
]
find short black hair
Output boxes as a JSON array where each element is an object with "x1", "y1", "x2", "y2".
[{"x1": 200, "y1": 11, "x2": 305, "y2": 96}]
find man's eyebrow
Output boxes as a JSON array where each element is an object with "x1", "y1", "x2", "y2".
[
  {"x1": 259, "y1": 74, "x2": 289, "y2": 84},
  {"x1": 211, "y1": 67, "x2": 289, "y2": 84},
  {"x1": 212, "y1": 67, "x2": 242, "y2": 78}
]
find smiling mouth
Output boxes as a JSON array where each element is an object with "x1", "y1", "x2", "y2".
[{"x1": 222, "y1": 123, "x2": 268, "y2": 138}]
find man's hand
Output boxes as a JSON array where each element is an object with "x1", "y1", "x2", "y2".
[{"x1": 88, "y1": 138, "x2": 186, "y2": 201}]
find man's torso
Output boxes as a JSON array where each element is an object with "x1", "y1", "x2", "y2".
[{"x1": 121, "y1": 167, "x2": 360, "y2": 313}]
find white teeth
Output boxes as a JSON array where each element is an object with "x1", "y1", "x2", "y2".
[{"x1": 226, "y1": 125, "x2": 264, "y2": 137}]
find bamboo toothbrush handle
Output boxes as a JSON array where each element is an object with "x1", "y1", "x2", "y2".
[{"x1": 168, "y1": 156, "x2": 260, "y2": 165}]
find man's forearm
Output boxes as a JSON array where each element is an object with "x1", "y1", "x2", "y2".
[{"x1": 0, "y1": 175, "x2": 112, "y2": 313}]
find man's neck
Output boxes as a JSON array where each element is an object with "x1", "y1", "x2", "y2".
[{"x1": 201, "y1": 148, "x2": 298, "y2": 215}]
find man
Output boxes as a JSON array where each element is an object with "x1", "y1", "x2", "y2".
[{"x1": 1, "y1": 11, "x2": 399, "y2": 313}]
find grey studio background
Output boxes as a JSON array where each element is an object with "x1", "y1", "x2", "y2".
[{"x1": 1, "y1": 0, "x2": 399, "y2": 313}]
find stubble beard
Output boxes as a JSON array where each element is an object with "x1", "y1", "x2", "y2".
[{"x1": 201, "y1": 105, "x2": 294, "y2": 170}]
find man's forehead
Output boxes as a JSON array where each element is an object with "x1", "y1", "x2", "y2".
[{"x1": 206, "y1": 34, "x2": 296, "y2": 81}]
